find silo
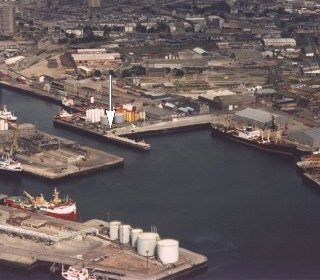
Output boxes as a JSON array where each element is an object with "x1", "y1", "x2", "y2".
[
  {"x1": 157, "y1": 239, "x2": 179, "y2": 264},
  {"x1": 109, "y1": 221, "x2": 121, "y2": 240},
  {"x1": 114, "y1": 113, "x2": 125, "y2": 124},
  {"x1": 90, "y1": 96, "x2": 95, "y2": 104},
  {"x1": 0, "y1": 120, "x2": 4, "y2": 130},
  {"x1": 131, "y1": 228, "x2": 143, "y2": 247},
  {"x1": 137, "y1": 232, "x2": 160, "y2": 257},
  {"x1": 119, "y1": 225, "x2": 131, "y2": 244}
]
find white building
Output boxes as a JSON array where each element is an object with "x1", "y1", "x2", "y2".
[
  {"x1": 263, "y1": 38, "x2": 296, "y2": 47},
  {"x1": 0, "y1": 4, "x2": 15, "y2": 36}
]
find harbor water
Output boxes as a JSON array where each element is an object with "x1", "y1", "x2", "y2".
[{"x1": 1, "y1": 88, "x2": 320, "y2": 279}]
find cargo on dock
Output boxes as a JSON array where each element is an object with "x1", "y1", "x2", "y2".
[{"x1": 0, "y1": 205, "x2": 207, "y2": 279}]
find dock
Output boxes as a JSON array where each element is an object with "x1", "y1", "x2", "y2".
[
  {"x1": 3, "y1": 123, "x2": 124, "y2": 180},
  {"x1": 0, "y1": 81, "x2": 83, "y2": 113},
  {"x1": 18, "y1": 146, "x2": 124, "y2": 180},
  {"x1": 53, "y1": 114, "x2": 223, "y2": 151},
  {"x1": 53, "y1": 118, "x2": 151, "y2": 151},
  {"x1": 0, "y1": 206, "x2": 208, "y2": 279}
]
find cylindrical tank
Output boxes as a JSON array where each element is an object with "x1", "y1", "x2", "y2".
[
  {"x1": 114, "y1": 113, "x2": 125, "y2": 124},
  {"x1": 157, "y1": 239, "x2": 179, "y2": 264},
  {"x1": 131, "y1": 228, "x2": 143, "y2": 247},
  {"x1": 90, "y1": 96, "x2": 95, "y2": 104},
  {"x1": 137, "y1": 232, "x2": 160, "y2": 257},
  {"x1": 109, "y1": 221, "x2": 121, "y2": 240},
  {"x1": 101, "y1": 115, "x2": 108, "y2": 126},
  {"x1": 119, "y1": 224, "x2": 131, "y2": 244}
]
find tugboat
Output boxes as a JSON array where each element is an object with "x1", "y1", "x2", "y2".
[
  {"x1": 4, "y1": 188, "x2": 77, "y2": 221},
  {"x1": 210, "y1": 116, "x2": 297, "y2": 157},
  {"x1": 62, "y1": 266, "x2": 96, "y2": 280}
]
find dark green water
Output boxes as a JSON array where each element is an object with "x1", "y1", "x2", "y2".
[{"x1": 1, "y1": 88, "x2": 320, "y2": 280}]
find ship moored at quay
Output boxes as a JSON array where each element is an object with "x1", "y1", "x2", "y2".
[{"x1": 210, "y1": 120, "x2": 308, "y2": 158}]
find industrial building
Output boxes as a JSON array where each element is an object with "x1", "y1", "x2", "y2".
[
  {"x1": 203, "y1": 95, "x2": 255, "y2": 110},
  {"x1": 288, "y1": 128, "x2": 320, "y2": 148},
  {"x1": 0, "y1": 4, "x2": 15, "y2": 36},
  {"x1": 233, "y1": 107, "x2": 287, "y2": 128},
  {"x1": 144, "y1": 106, "x2": 179, "y2": 120},
  {"x1": 71, "y1": 53, "x2": 120, "y2": 67},
  {"x1": 263, "y1": 38, "x2": 296, "y2": 47}
]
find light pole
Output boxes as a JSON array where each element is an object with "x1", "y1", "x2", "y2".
[{"x1": 146, "y1": 250, "x2": 149, "y2": 273}]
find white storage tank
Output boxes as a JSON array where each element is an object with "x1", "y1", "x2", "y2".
[
  {"x1": 119, "y1": 224, "x2": 131, "y2": 244},
  {"x1": 131, "y1": 228, "x2": 143, "y2": 247},
  {"x1": 137, "y1": 232, "x2": 160, "y2": 257},
  {"x1": 157, "y1": 239, "x2": 179, "y2": 264},
  {"x1": 109, "y1": 221, "x2": 121, "y2": 240},
  {"x1": 90, "y1": 96, "x2": 95, "y2": 104},
  {"x1": 114, "y1": 113, "x2": 125, "y2": 124}
]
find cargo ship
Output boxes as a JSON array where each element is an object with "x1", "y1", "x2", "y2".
[
  {"x1": 3, "y1": 188, "x2": 77, "y2": 221},
  {"x1": 210, "y1": 118, "x2": 297, "y2": 157}
]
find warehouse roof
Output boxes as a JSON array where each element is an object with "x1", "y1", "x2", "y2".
[
  {"x1": 235, "y1": 108, "x2": 279, "y2": 123},
  {"x1": 5, "y1": 55, "x2": 25, "y2": 65},
  {"x1": 304, "y1": 128, "x2": 320, "y2": 139},
  {"x1": 72, "y1": 53, "x2": 120, "y2": 61}
]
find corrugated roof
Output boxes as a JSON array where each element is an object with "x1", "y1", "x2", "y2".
[
  {"x1": 72, "y1": 53, "x2": 119, "y2": 61},
  {"x1": 304, "y1": 128, "x2": 320, "y2": 139},
  {"x1": 235, "y1": 108, "x2": 279, "y2": 123}
]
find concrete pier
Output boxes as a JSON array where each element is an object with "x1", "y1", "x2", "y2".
[
  {"x1": 0, "y1": 206, "x2": 208, "y2": 279},
  {"x1": 53, "y1": 119, "x2": 151, "y2": 151},
  {"x1": 18, "y1": 146, "x2": 124, "y2": 180},
  {"x1": 53, "y1": 114, "x2": 224, "y2": 151}
]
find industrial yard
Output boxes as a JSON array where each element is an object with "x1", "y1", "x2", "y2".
[
  {"x1": 0, "y1": 205, "x2": 207, "y2": 279},
  {"x1": 0, "y1": 122, "x2": 123, "y2": 180}
]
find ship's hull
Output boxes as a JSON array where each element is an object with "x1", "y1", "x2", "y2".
[
  {"x1": 4, "y1": 199, "x2": 77, "y2": 221},
  {"x1": 210, "y1": 125, "x2": 297, "y2": 157}
]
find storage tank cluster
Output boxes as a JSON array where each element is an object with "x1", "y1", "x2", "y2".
[
  {"x1": 108, "y1": 221, "x2": 179, "y2": 264},
  {"x1": 0, "y1": 119, "x2": 8, "y2": 131},
  {"x1": 86, "y1": 108, "x2": 105, "y2": 123}
]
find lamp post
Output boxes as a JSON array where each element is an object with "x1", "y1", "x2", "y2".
[{"x1": 146, "y1": 250, "x2": 149, "y2": 273}]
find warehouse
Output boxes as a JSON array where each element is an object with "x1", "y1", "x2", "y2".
[
  {"x1": 263, "y1": 38, "x2": 296, "y2": 47},
  {"x1": 210, "y1": 95, "x2": 255, "y2": 110},
  {"x1": 288, "y1": 128, "x2": 320, "y2": 148},
  {"x1": 71, "y1": 53, "x2": 120, "y2": 66},
  {"x1": 144, "y1": 106, "x2": 179, "y2": 120},
  {"x1": 233, "y1": 107, "x2": 286, "y2": 128}
]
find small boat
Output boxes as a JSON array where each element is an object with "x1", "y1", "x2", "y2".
[
  {"x1": 56, "y1": 108, "x2": 73, "y2": 119},
  {"x1": 62, "y1": 266, "x2": 96, "y2": 280},
  {"x1": 0, "y1": 105, "x2": 17, "y2": 122},
  {"x1": 0, "y1": 155, "x2": 23, "y2": 172}
]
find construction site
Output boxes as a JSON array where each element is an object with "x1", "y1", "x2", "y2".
[
  {"x1": 0, "y1": 205, "x2": 207, "y2": 279},
  {"x1": 0, "y1": 123, "x2": 124, "y2": 180}
]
